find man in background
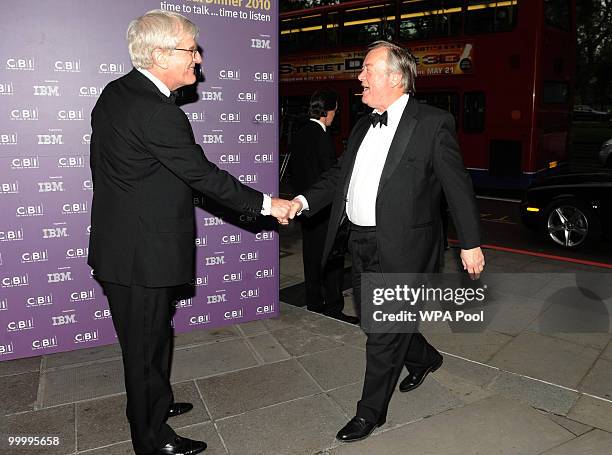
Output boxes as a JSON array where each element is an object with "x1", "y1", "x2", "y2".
[
  {"x1": 88, "y1": 10, "x2": 290, "y2": 455},
  {"x1": 289, "y1": 90, "x2": 358, "y2": 324}
]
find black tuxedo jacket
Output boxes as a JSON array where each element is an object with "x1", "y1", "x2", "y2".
[
  {"x1": 304, "y1": 97, "x2": 481, "y2": 273},
  {"x1": 289, "y1": 120, "x2": 337, "y2": 193},
  {"x1": 88, "y1": 69, "x2": 263, "y2": 287}
]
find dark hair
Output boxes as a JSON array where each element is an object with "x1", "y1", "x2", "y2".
[{"x1": 308, "y1": 89, "x2": 338, "y2": 119}]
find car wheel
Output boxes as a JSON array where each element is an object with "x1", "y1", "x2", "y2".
[{"x1": 543, "y1": 199, "x2": 600, "y2": 249}]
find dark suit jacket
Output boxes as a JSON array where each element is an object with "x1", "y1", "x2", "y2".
[
  {"x1": 88, "y1": 69, "x2": 263, "y2": 287},
  {"x1": 303, "y1": 97, "x2": 481, "y2": 273},
  {"x1": 289, "y1": 120, "x2": 337, "y2": 193}
]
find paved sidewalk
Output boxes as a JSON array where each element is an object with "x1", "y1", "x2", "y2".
[{"x1": 1, "y1": 223, "x2": 611, "y2": 454}]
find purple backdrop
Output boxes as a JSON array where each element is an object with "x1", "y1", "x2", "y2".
[{"x1": 0, "y1": 0, "x2": 279, "y2": 360}]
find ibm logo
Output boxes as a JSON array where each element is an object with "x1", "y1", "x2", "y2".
[
  {"x1": 0, "y1": 228, "x2": 24, "y2": 242},
  {"x1": 207, "y1": 292, "x2": 227, "y2": 304},
  {"x1": 54, "y1": 60, "x2": 81, "y2": 72},
  {"x1": 254, "y1": 72, "x2": 274, "y2": 83},
  {"x1": 0, "y1": 82, "x2": 14, "y2": 95},
  {"x1": 238, "y1": 133, "x2": 258, "y2": 144},
  {"x1": 38, "y1": 180, "x2": 64, "y2": 192},
  {"x1": 202, "y1": 132, "x2": 224, "y2": 144},
  {"x1": 254, "y1": 153, "x2": 274, "y2": 164},
  {"x1": 223, "y1": 309, "x2": 244, "y2": 320},
  {"x1": 256, "y1": 304, "x2": 275, "y2": 315},
  {"x1": 42, "y1": 225, "x2": 69, "y2": 239},
  {"x1": 251, "y1": 38, "x2": 271, "y2": 49},
  {"x1": 219, "y1": 69, "x2": 240, "y2": 80},
  {"x1": 2, "y1": 274, "x2": 29, "y2": 288},
  {"x1": 202, "y1": 216, "x2": 224, "y2": 226},
  {"x1": 79, "y1": 86, "x2": 104, "y2": 97},
  {"x1": 240, "y1": 287, "x2": 260, "y2": 300},
  {"x1": 11, "y1": 157, "x2": 39, "y2": 169},
  {"x1": 47, "y1": 271, "x2": 73, "y2": 283},
  {"x1": 26, "y1": 294, "x2": 53, "y2": 307},
  {"x1": 32, "y1": 336, "x2": 58, "y2": 350},
  {"x1": 201, "y1": 88, "x2": 223, "y2": 101},
  {"x1": 237, "y1": 91, "x2": 258, "y2": 103},
  {"x1": 33, "y1": 84, "x2": 60, "y2": 96},
  {"x1": 189, "y1": 314, "x2": 211, "y2": 325},
  {"x1": 52, "y1": 312, "x2": 77, "y2": 326},
  {"x1": 38, "y1": 134, "x2": 63, "y2": 145},
  {"x1": 75, "y1": 330, "x2": 99, "y2": 344},
  {"x1": 10, "y1": 108, "x2": 38, "y2": 121},
  {"x1": 0, "y1": 133, "x2": 18, "y2": 145},
  {"x1": 98, "y1": 63, "x2": 125, "y2": 74},
  {"x1": 0, "y1": 181, "x2": 19, "y2": 194},
  {"x1": 6, "y1": 58, "x2": 35, "y2": 71},
  {"x1": 205, "y1": 254, "x2": 225, "y2": 266},
  {"x1": 7, "y1": 318, "x2": 34, "y2": 332},
  {"x1": 218, "y1": 153, "x2": 240, "y2": 164}
]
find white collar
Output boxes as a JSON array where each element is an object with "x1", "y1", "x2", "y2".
[
  {"x1": 136, "y1": 67, "x2": 172, "y2": 98},
  {"x1": 374, "y1": 93, "x2": 410, "y2": 127},
  {"x1": 309, "y1": 118, "x2": 326, "y2": 132}
]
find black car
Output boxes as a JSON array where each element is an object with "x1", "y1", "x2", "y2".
[{"x1": 520, "y1": 172, "x2": 612, "y2": 249}]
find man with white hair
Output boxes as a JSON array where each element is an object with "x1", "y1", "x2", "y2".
[{"x1": 88, "y1": 9, "x2": 290, "y2": 454}]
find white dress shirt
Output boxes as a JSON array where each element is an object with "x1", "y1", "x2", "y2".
[{"x1": 136, "y1": 67, "x2": 271, "y2": 215}]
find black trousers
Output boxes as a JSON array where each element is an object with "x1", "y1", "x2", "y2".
[
  {"x1": 102, "y1": 282, "x2": 178, "y2": 455},
  {"x1": 349, "y1": 225, "x2": 440, "y2": 423},
  {"x1": 301, "y1": 209, "x2": 345, "y2": 316}
]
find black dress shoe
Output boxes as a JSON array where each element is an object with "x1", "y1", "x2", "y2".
[
  {"x1": 399, "y1": 354, "x2": 443, "y2": 393},
  {"x1": 167, "y1": 402, "x2": 194, "y2": 418},
  {"x1": 159, "y1": 436, "x2": 206, "y2": 455},
  {"x1": 336, "y1": 416, "x2": 383, "y2": 442}
]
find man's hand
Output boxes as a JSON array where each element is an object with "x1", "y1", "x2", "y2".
[
  {"x1": 289, "y1": 198, "x2": 303, "y2": 220},
  {"x1": 460, "y1": 247, "x2": 485, "y2": 280},
  {"x1": 271, "y1": 198, "x2": 292, "y2": 224}
]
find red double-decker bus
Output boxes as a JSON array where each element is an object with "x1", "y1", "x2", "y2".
[{"x1": 280, "y1": 0, "x2": 576, "y2": 189}]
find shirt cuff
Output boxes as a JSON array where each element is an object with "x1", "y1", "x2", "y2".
[
  {"x1": 294, "y1": 195, "x2": 309, "y2": 215},
  {"x1": 260, "y1": 194, "x2": 272, "y2": 216}
]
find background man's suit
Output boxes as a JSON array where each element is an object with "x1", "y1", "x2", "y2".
[
  {"x1": 88, "y1": 69, "x2": 263, "y2": 453},
  {"x1": 303, "y1": 97, "x2": 481, "y2": 423},
  {"x1": 289, "y1": 120, "x2": 345, "y2": 316}
]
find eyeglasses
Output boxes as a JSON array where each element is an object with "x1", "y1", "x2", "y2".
[{"x1": 173, "y1": 48, "x2": 199, "y2": 59}]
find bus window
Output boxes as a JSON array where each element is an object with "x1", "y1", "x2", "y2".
[
  {"x1": 542, "y1": 81, "x2": 569, "y2": 105},
  {"x1": 399, "y1": 0, "x2": 462, "y2": 41},
  {"x1": 342, "y1": 2, "x2": 396, "y2": 46},
  {"x1": 464, "y1": 91, "x2": 486, "y2": 133},
  {"x1": 414, "y1": 91, "x2": 460, "y2": 126},
  {"x1": 465, "y1": 0, "x2": 518, "y2": 34},
  {"x1": 281, "y1": 13, "x2": 323, "y2": 54},
  {"x1": 544, "y1": 0, "x2": 570, "y2": 30},
  {"x1": 326, "y1": 11, "x2": 341, "y2": 48}
]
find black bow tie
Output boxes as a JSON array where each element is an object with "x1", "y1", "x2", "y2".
[
  {"x1": 369, "y1": 111, "x2": 388, "y2": 127},
  {"x1": 168, "y1": 92, "x2": 177, "y2": 104}
]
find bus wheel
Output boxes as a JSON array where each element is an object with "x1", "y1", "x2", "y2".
[{"x1": 543, "y1": 199, "x2": 600, "y2": 249}]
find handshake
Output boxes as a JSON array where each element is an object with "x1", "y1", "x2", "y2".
[{"x1": 271, "y1": 197, "x2": 303, "y2": 225}]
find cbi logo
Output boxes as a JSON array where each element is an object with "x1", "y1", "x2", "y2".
[
  {"x1": 2, "y1": 273, "x2": 29, "y2": 288},
  {"x1": 240, "y1": 287, "x2": 259, "y2": 300},
  {"x1": 38, "y1": 133, "x2": 63, "y2": 145},
  {"x1": 10, "y1": 108, "x2": 39, "y2": 121},
  {"x1": 11, "y1": 157, "x2": 39, "y2": 169},
  {"x1": 218, "y1": 153, "x2": 240, "y2": 164},
  {"x1": 255, "y1": 231, "x2": 275, "y2": 242},
  {"x1": 21, "y1": 249, "x2": 49, "y2": 263},
  {"x1": 238, "y1": 133, "x2": 258, "y2": 144},
  {"x1": 66, "y1": 247, "x2": 88, "y2": 259},
  {"x1": 202, "y1": 131, "x2": 224, "y2": 144},
  {"x1": 93, "y1": 309, "x2": 112, "y2": 320},
  {"x1": 239, "y1": 251, "x2": 259, "y2": 263},
  {"x1": 201, "y1": 87, "x2": 223, "y2": 101},
  {"x1": 34, "y1": 84, "x2": 60, "y2": 96},
  {"x1": 194, "y1": 275, "x2": 208, "y2": 287},
  {"x1": 205, "y1": 253, "x2": 225, "y2": 266},
  {"x1": 82, "y1": 134, "x2": 91, "y2": 145},
  {"x1": 207, "y1": 291, "x2": 227, "y2": 304},
  {"x1": 195, "y1": 236, "x2": 207, "y2": 247},
  {"x1": 0, "y1": 133, "x2": 18, "y2": 145},
  {"x1": 0, "y1": 181, "x2": 19, "y2": 194},
  {"x1": 58, "y1": 156, "x2": 86, "y2": 168},
  {"x1": 256, "y1": 304, "x2": 275, "y2": 315},
  {"x1": 16, "y1": 203, "x2": 44, "y2": 217},
  {"x1": 6, "y1": 58, "x2": 35, "y2": 71},
  {"x1": 7, "y1": 317, "x2": 34, "y2": 332},
  {"x1": 253, "y1": 113, "x2": 274, "y2": 124},
  {"x1": 70, "y1": 289, "x2": 95, "y2": 302},
  {"x1": 75, "y1": 330, "x2": 99, "y2": 344},
  {"x1": 239, "y1": 214, "x2": 257, "y2": 223},
  {"x1": 0, "y1": 82, "x2": 14, "y2": 95},
  {"x1": 42, "y1": 224, "x2": 69, "y2": 239},
  {"x1": 54, "y1": 60, "x2": 81, "y2": 72},
  {"x1": 26, "y1": 294, "x2": 53, "y2": 307},
  {"x1": 62, "y1": 201, "x2": 88, "y2": 214},
  {"x1": 251, "y1": 36, "x2": 271, "y2": 49},
  {"x1": 47, "y1": 270, "x2": 73, "y2": 283},
  {"x1": 189, "y1": 313, "x2": 211, "y2": 325},
  {"x1": 219, "y1": 112, "x2": 240, "y2": 123},
  {"x1": 239, "y1": 174, "x2": 258, "y2": 184},
  {"x1": 38, "y1": 180, "x2": 64, "y2": 192},
  {"x1": 175, "y1": 298, "x2": 193, "y2": 309},
  {"x1": 0, "y1": 298, "x2": 7, "y2": 311},
  {"x1": 0, "y1": 228, "x2": 24, "y2": 242},
  {"x1": 218, "y1": 69, "x2": 240, "y2": 80},
  {"x1": 57, "y1": 109, "x2": 84, "y2": 121},
  {"x1": 237, "y1": 91, "x2": 258, "y2": 103},
  {"x1": 0, "y1": 342, "x2": 14, "y2": 355},
  {"x1": 79, "y1": 86, "x2": 104, "y2": 97},
  {"x1": 222, "y1": 271, "x2": 243, "y2": 283},
  {"x1": 255, "y1": 267, "x2": 275, "y2": 279},
  {"x1": 221, "y1": 233, "x2": 241, "y2": 245},
  {"x1": 254, "y1": 153, "x2": 274, "y2": 164},
  {"x1": 99, "y1": 62, "x2": 125, "y2": 74},
  {"x1": 254, "y1": 72, "x2": 274, "y2": 83},
  {"x1": 32, "y1": 336, "x2": 58, "y2": 351},
  {"x1": 184, "y1": 110, "x2": 205, "y2": 122},
  {"x1": 82, "y1": 180, "x2": 93, "y2": 191},
  {"x1": 223, "y1": 309, "x2": 244, "y2": 320}
]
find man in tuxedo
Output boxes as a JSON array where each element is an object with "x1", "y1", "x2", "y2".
[
  {"x1": 88, "y1": 10, "x2": 290, "y2": 455},
  {"x1": 289, "y1": 41, "x2": 484, "y2": 442},
  {"x1": 289, "y1": 90, "x2": 358, "y2": 324}
]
